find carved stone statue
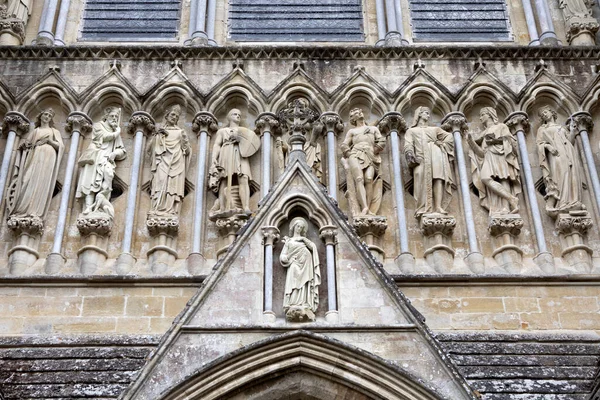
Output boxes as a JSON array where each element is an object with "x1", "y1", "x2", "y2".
[
  {"x1": 5, "y1": 0, "x2": 30, "y2": 23},
  {"x1": 6, "y1": 108, "x2": 64, "y2": 222},
  {"x1": 341, "y1": 108, "x2": 386, "y2": 216},
  {"x1": 147, "y1": 104, "x2": 190, "y2": 217},
  {"x1": 537, "y1": 105, "x2": 586, "y2": 217},
  {"x1": 75, "y1": 107, "x2": 127, "y2": 219},
  {"x1": 208, "y1": 108, "x2": 260, "y2": 218},
  {"x1": 275, "y1": 122, "x2": 323, "y2": 179},
  {"x1": 468, "y1": 107, "x2": 521, "y2": 216},
  {"x1": 559, "y1": 0, "x2": 599, "y2": 45},
  {"x1": 281, "y1": 217, "x2": 321, "y2": 322},
  {"x1": 405, "y1": 106, "x2": 455, "y2": 217}
]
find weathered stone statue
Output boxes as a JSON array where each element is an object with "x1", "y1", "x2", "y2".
[
  {"x1": 209, "y1": 108, "x2": 260, "y2": 218},
  {"x1": 281, "y1": 217, "x2": 321, "y2": 322},
  {"x1": 275, "y1": 122, "x2": 323, "y2": 180},
  {"x1": 559, "y1": 0, "x2": 599, "y2": 45},
  {"x1": 6, "y1": 108, "x2": 64, "y2": 223},
  {"x1": 341, "y1": 108, "x2": 386, "y2": 216},
  {"x1": 468, "y1": 107, "x2": 521, "y2": 216},
  {"x1": 147, "y1": 104, "x2": 190, "y2": 217},
  {"x1": 536, "y1": 105, "x2": 586, "y2": 217},
  {"x1": 5, "y1": 0, "x2": 29, "y2": 23},
  {"x1": 405, "y1": 106, "x2": 455, "y2": 217},
  {"x1": 75, "y1": 107, "x2": 127, "y2": 219},
  {"x1": 0, "y1": 1, "x2": 28, "y2": 45}
]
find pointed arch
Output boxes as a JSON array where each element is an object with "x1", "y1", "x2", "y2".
[
  {"x1": 455, "y1": 82, "x2": 515, "y2": 118},
  {"x1": 17, "y1": 73, "x2": 78, "y2": 116},
  {"x1": 160, "y1": 331, "x2": 447, "y2": 400},
  {"x1": 266, "y1": 193, "x2": 332, "y2": 228},
  {"x1": 580, "y1": 78, "x2": 600, "y2": 111},
  {"x1": 330, "y1": 83, "x2": 389, "y2": 119},
  {"x1": 142, "y1": 72, "x2": 204, "y2": 117},
  {"x1": 0, "y1": 79, "x2": 15, "y2": 114},
  {"x1": 518, "y1": 69, "x2": 579, "y2": 116},
  {"x1": 80, "y1": 68, "x2": 141, "y2": 117},
  {"x1": 206, "y1": 85, "x2": 265, "y2": 117},
  {"x1": 393, "y1": 69, "x2": 454, "y2": 118}
]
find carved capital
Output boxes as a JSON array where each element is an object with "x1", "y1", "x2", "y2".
[
  {"x1": 352, "y1": 215, "x2": 388, "y2": 238},
  {"x1": 569, "y1": 111, "x2": 594, "y2": 134},
  {"x1": 66, "y1": 112, "x2": 93, "y2": 136},
  {"x1": 420, "y1": 214, "x2": 457, "y2": 237},
  {"x1": 2, "y1": 111, "x2": 30, "y2": 136},
  {"x1": 489, "y1": 215, "x2": 524, "y2": 237},
  {"x1": 441, "y1": 112, "x2": 468, "y2": 134},
  {"x1": 504, "y1": 111, "x2": 530, "y2": 135},
  {"x1": 377, "y1": 112, "x2": 407, "y2": 136},
  {"x1": 0, "y1": 6, "x2": 25, "y2": 44},
  {"x1": 555, "y1": 213, "x2": 593, "y2": 235},
  {"x1": 192, "y1": 111, "x2": 218, "y2": 136},
  {"x1": 77, "y1": 215, "x2": 112, "y2": 237},
  {"x1": 215, "y1": 215, "x2": 249, "y2": 238},
  {"x1": 261, "y1": 226, "x2": 280, "y2": 246},
  {"x1": 319, "y1": 225, "x2": 338, "y2": 245},
  {"x1": 319, "y1": 112, "x2": 344, "y2": 136},
  {"x1": 254, "y1": 112, "x2": 280, "y2": 137},
  {"x1": 566, "y1": 19, "x2": 599, "y2": 43},
  {"x1": 7, "y1": 215, "x2": 43, "y2": 235},
  {"x1": 127, "y1": 111, "x2": 155, "y2": 136},
  {"x1": 146, "y1": 216, "x2": 179, "y2": 236}
]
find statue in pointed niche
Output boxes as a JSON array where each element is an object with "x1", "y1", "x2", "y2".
[
  {"x1": 341, "y1": 108, "x2": 386, "y2": 216},
  {"x1": 147, "y1": 104, "x2": 191, "y2": 217},
  {"x1": 281, "y1": 217, "x2": 321, "y2": 322},
  {"x1": 404, "y1": 106, "x2": 455, "y2": 218},
  {"x1": 467, "y1": 107, "x2": 521, "y2": 215},
  {"x1": 536, "y1": 105, "x2": 586, "y2": 217},
  {"x1": 209, "y1": 108, "x2": 260, "y2": 218},
  {"x1": 6, "y1": 108, "x2": 64, "y2": 222},
  {"x1": 75, "y1": 107, "x2": 127, "y2": 219}
]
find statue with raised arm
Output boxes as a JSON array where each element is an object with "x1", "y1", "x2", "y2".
[
  {"x1": 536, "y1": 105, "x2": 586, "y2": 217},
  {"x1": 404, "y1": 106, "x2": 455, "y2": 218},
  {"x1": 467, "y1": 107, "x2": 521, "y2": 216}
]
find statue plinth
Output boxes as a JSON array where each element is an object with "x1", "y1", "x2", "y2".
[
  {"x1": 488, "y1": 214, "x2": 524, "y2": 274},
  {"x1": 352, "y1": 215, "x2": 387, "y2": 261},
  {"x1": 146, "y1": 215, "x2": 179, "y2": 274},
  {"x1": 76, "y1": 213, "x2": 112, "y2": 275},
  {"x1": 7, "y1": 216, "x2": 43, "y2": 274},
  {"x1": 419, "y1": 213, "x2": 456, "y2": 273},
  {"x1": 555, "y1": 212, "x2": 593, "y2": 273},
  {"x1": 285, "y1": 306, "x2": 316, "y2": 323},
  {"x1": 215, "y1": 214, "x2": 250, "y2": 257}
]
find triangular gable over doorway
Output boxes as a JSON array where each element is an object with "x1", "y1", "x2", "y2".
[{"x1": 120, "y1": 155, "x2": 477, "y2": 400}]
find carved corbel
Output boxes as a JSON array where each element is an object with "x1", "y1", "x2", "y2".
[
  {"x1": 128, "y1": 111, "x2": 155, "y2": 137},
  {"x1": 192, "y1": 112, "x2": 218, "y2": 137},
  {"x1": 504, "y1": 111, "x2": 530, "y2": 135},
  {"x1": 560, "y1": 0, "x2": 599, "y2": 45},
  {"x1": 352, "y1": 215, "x2": 387, "y2": 260},
  {"x1": 262, "y1": 226, "x2": 280, "y2": 246},
  {"x1": 570, "y1": 111, "x2": 594, "y2": 136},
  {"x1": 255, "y1": 112, "x2": 281, "y2": 137},
  {"x1": 66, "y1": 112, "x2": 93, "y2": 137},
  {"x1": 319, "y1": 225, "x2": 338, "y2": 246},
  {"x1": 419, "y1": 214, "x2": 456, "y2": 273},
  {"x1": 2, "y1": 111, "x2": 30, "y2": 137},
  {"x1": 555, "y1": 213, "x2": 594, "y2": 273},
  {"x1": 377, "y1": 112, "x2": 407, "y2": 136},
  {"x1": 319, "y1": 112, "x2": 344, "y2": 137},
  {"x1": 488, "y1": 215, "x2": 524, "y2": 274}
]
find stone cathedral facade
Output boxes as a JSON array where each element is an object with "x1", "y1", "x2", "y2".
[{"x1": 2, "y1": 0, "x2": 600, "y2": 399}]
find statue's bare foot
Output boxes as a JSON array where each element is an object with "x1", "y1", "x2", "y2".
[
  {"x1": 243, "y1": 208, "x2": 252, "y2": 215},
  {"x1": 83, "y1": 207, "x2": 91, "y2": 215},
  {"x1": 435, "y1": 208, "x2": 448, "y2": 215},
  {"x1": 360, "y1": 207, "x2": 370, "y2": 215}
]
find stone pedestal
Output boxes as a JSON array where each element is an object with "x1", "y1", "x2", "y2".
[
  {"x1": 214, "y1": 214, "x2": 250, "y2": 257},
  {"x1": 420, "y1": 213, "x2": 456, "y2": 273},
  {"x1": 76, "y1": 214, "x2": 112, "y2": 275},
  {"x1": 565, "y1": 16, "x2": 599, "y2": 46},
  {"x1": 7, "y1": 216, "x2": 43, "y2": 274},
  {"x1": 555, "y1": 212, "x2": 593, "y2": 273},
  {"x1": 0, "y1": 17, "x2": 24, "y2": 45},
  {"x1": 489, "y1": 214, "x2": 524, "y2": 274},
  {"x1": 285, "y1": 306, "x2": 316, "y2": 323},
  {"x1": 352, "y1": 216, "x2": 387, "y2": 261},
  {"x1": 146, "y1": 215, "x2": 179, "y2": 274}
]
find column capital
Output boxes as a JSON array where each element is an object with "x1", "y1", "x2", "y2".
[
  {"x1": 192, "y1": 111, "x2": 218, "y2": 137},
  {"x1": 254, "y1": 112, "x2": 280, "y2": 137},
  {"x1": 569, "y1": 111, "x2": 594, "y2": 134},
  {"x1": 319, "y1": 225, "x2": 338, "y2": 245},
  {"x1": 2, "y1": 111, "x2": 30, "y2": 137},
  {"x1": 504, "y1": 111, "x2": 530, "y2": 135},
  {"x1": 441, "y1": 112, "x2": 468, "y2": 134},
  {"x1": 319, "y1": 112, "x2": 344, "y2": 136},
  {"x1": 66, "y1": 112, "x2": 93, "y2": 136},
  {"x1": 127, "y1": 111, "x2": 155, "y2": 136},
  {"x1": 377, "y1": 112, "x2": 407, "y2": 136},
  {"x1": 261, "y1": 226, "x2": 280, "y2": 246}
]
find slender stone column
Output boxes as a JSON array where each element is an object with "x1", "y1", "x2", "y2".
[
  {"x1": 262, "y1": 226, "x2": 280, "y2": 322},
  {"x1": 383, "y1": 0, "x2": 407, "y2": 45},
  {"x1": 187, "y1": 112, "x2": 218, "y2": 274},
  {"x1": 534, "y1": 0, "x2": 560, "y2": 45},
  {"x1": 35, "y1": 0, "x2": 59, "y2": 45},
  {"x1": 320, "y1": 225, "x2": 338, "y2": 322},
  {"x1": 378, "y1": 112, "x2": 415, "y2": 272},
  {"x1": 54, "y1": 0, "x2": 72, "y2": 45},
  {"x1": 375, "y1": 0, "x2": 386, "y2": 45},
  {"x1": 255, "y1": 113, "x2": 280, "y2": 198},
  {"x1": 0, "y1": 112, "x2": 30, "y2": 206},
  {"x1": 571, "y1": 112, "x2": 600, "y2": 216},
  {"x1": 45, "y1": 112, "x2": 92, "y2": 273},
  {"x1": 206, "y1": 0, "x2": 217, "y2": 46},
  {"x1": 115, "y1": 112, "x2": 155, "y2": 274},
  {"x1": 319, "y1": 112, "x2": 343, "y2": 201},
  {"x1": 522, "y1": 0, "x2": 541, "y2": 45},
  {"x1": 505, "y1": 112, "x2": 554, "y2": 273},
  {"x1": 189, "y1": 0, "x2": 209, "y2": 45},
  {"x1": 441, "y1": 112, "x2": 484, "y2": 273}
]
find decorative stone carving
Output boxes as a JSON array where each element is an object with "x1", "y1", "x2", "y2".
[
  {"x1": 215, "y1": 214, "x2": 249, "y2": 256},
  {"x1": 281, "y1": 217, "x2": 321, "y2": 322},
  {"x1": 76, "y1": 215, "x2": 112, "y2": 237},
  {"x1": 488, "y1": 214, "x2": 524, "y2": 273},
  {"x1": 420, "y1": 214, "x2": 456, "y2": 273},
  {"x1": 66, "y1": 112, "x2": 93, "y2": 136},
  {"x1": 262, "y1": 226, "x2": 281, "y2": 246},
  {"x1": 5, "y1": 109, "x2": 63, "y2": 273},
  {"x1": 2, "y1": 111, "x2": 30, "y2": 135},
  {"x1": 0, "y1": 3, "x2": 27, "y2": 45},
  {"x1": 555, "y1": 213, "x2": 594, "y2": 273},
  {"x1": 559, "y1": 0, "x2": 599, "y2": 45}
]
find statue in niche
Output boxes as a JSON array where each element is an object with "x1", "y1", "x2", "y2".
[
  {"x1": 147, "y1": 104, "x2": 191, "y2": 217},
  {"x1": 467, "y1": 107, "x2": 521, "y2": 215},
  {"x1": 275, "y1": 121, "x2": 323, "y2": 180},
  {"x1": 404, "y1": 106, "x2": 455, "y2": 218},
  {"x1": 281, "y1": 217, "x2": 321, "y2": 322},
  {"x1": 536, "y1": 105, "x2": 586, "y2": 217},
  {"x1": 6, "y1": 108, "x2": 64, "y2": 221},
  {"x1": 75, "y1": 107, "x2": 127, "y2": 219},
  {"x1": 208, "y1": 108, "x2": 260, "y2": 218},
  {"x1": 341, "y1": 108, "x2": 386, "y2": 216}
]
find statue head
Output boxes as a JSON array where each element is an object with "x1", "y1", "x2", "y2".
[
  {"x1": 226, "y1": 108, "x2": 242, "y2": 126},
  {"x1": 164, "y1": 104, "x2": 181, "y2": 125},
  {"x1": 289, "y1": 217, "x2": 308, "y2": 237},
  {"x1": 479, "y1": 107, "x2": 498, "y2": 125},
  {"x1": 35, "y1": 108, "x2": 55, "y2": 128},
  {"x1": 538, "y1": 105, "x2": 557, "y2": 123},
  {"x1": 411, "y1": 106, "x2": 431, "y2": 128},
  {"x1": 349, "y1": 108, "x2": 364, "y2": 126},
  {"x1": 103, "y1": 107, "x2": 121, "y2": 129}
]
